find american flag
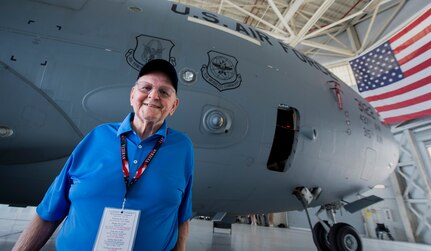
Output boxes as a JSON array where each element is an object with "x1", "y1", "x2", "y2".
[{"x1": 350, "y1": 7, "x2": 431, "y2": 124}]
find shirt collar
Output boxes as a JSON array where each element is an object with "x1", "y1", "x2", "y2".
[{"x1": 117, "y1": 112, "x2": 168, "y2": 139}]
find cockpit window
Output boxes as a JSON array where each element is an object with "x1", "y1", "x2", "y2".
[{"x1": 267, "y1": 105, "x2": 299, "y2": 172}]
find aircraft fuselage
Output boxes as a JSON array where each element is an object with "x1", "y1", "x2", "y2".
[{"x1": 0, "y1": 0, "x2": 399, "y2": 216}]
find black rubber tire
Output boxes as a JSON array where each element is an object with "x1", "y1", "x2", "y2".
[
  {"x1": 312, "y1": 221, "x2": 332, "y2": 251},
  {"x1": 328, "y1": 223, "x2": 363, "y2": 251}
]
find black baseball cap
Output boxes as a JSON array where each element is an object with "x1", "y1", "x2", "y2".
[{"x1": 137, "y1": 59, "x2": 178, "y2": 92}]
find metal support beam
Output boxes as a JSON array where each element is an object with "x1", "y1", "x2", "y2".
[
  {"x1": 224, "y1": 0, "x2": 288, "y2": 35},
  {"x1": 359, "y1": 1, "x2": 381, "y2": 53},
  {"x1": 255, "y1": 5, "x2": 271, "y2": 30},
  {"x1": 390, "y1": 172, "x2": 416, "y2": 242},
  {"x1": 405, "y1": 130, "x2": 431, "y2": 195},
  {"x1": 282, "y1": 0, "x2": 304, "y2": 26},
  {"x1": 273, "y1": 0, "x2": 304, "y2": 37},
  {"x1": 267, "y1": 0, "x2": 295, "y2": 36},
  {"x1": 368, "y1": 0, "x2": 405, "y2": 46},
  {"x1": 290, "y1": 0, "x2": 335, "y2": 47},
  {"x1": 304, "y1": 11, "x2": 364, "y2": 40},
  {"x1": 347, "y1": 25, "x2": 361, "y2": 53},
  {"x1": 301, "y1": 15, "x2": 350, "y2": 56},
  {"x1": 217, "y1": 0, "x2": 224, "y2": 14},
  {"x1": 301, "y1": 40, "x2": 355, "y2": 57}
]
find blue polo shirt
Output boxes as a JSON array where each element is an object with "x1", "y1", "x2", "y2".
[{"x1": 37, "y1": 113, "x2": 194, "y2": 250}]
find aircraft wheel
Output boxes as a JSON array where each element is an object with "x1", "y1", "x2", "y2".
[
  {"x1": 329, "y1": 223, "x2": 362, "y2": 251},
  {"x1": 312, "y1": 221, "x2": 331, "y2": 251}
]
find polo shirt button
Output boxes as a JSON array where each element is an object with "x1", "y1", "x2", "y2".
[
  {"x1": 133, "y1": 160, "x2": 138, "y2": 164},
  {"x1": 138, "y1": 145, "x2": 142, "y2": 149}
]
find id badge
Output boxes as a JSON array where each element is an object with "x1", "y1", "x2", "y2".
[{"x1": 93, "y1": 208, "x2": 140, "y2": 251}]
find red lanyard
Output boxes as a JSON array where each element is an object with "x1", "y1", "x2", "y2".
[{"x1": 120, "y1": 133, "x2": 164, "y2": 198}]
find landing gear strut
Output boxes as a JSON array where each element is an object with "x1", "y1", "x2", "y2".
[{"x1": 293, "y1": 187, "x2": 363, "y2": 251}]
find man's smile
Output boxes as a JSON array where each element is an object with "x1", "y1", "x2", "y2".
[{"x1": 143, "y1": 102, "x2": 162, "y2": 109}]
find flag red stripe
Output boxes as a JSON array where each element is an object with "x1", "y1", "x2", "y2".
[
  {"x1": 365, "y1": 75, "x2": 431, "y2": 102},
  {"x1": 404, "y1": 57, "x2": 431, "y2": 77},
  {"x1": 390, "y1": 8, "x2": 431, "y2": 43},
  {"x1": 397, "y1": 40, "x2": 431, "y2": 65},
  {"x1": 384, "y1": 108, "x2": 431, "y2": 124},
  {"x1": 392, "y1": 25, "x2": 431, "y2": 54},
  {"x1": 376, "y1": 92, "x2": 431, "y2": 112}
]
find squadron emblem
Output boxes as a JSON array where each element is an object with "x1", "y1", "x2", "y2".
[
  {"x1": 201, "y1": 51, "x2": 242, "y2": 91},
  {"x1": 126, "y1": 34, "x2": 176, "y2": 70}
]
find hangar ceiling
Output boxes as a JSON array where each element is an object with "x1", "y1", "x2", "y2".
[{"x1": 172, "y1": 0, "x2": 409, "y2": 63}]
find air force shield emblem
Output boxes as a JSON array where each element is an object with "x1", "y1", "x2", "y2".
[
  {"x1": 126, "y1": 34, "x2": 176, "y2": 70},
  {"x1": 201, "y1": 50, "x2": 242, "y2": 91}
]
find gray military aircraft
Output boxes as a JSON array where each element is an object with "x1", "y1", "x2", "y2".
[{"x1": 0, "y1": 0, "x2": 400, "y2": 250}]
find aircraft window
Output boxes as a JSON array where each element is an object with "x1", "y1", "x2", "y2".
[{"x1": 267, "y1": 105, "x2": 299, "y2": 172}]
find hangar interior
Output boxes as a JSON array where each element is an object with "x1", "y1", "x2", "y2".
[
  {"x1": 1, "y1": 0, "x2": 430, "y2": 250},
  {"x1": 175, "y1": 0, "x2": 431, "y2": 246}
]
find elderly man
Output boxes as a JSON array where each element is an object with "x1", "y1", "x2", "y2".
[{"x1": 13, "y1": 59, "x2": 194, "y2": 251}]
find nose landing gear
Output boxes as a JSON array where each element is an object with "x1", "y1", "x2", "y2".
[
  {"x1": 312, "y1": 220, "x2": 332, "y2": 251},
  {"x1": 329, "y1": 223, "x2": 362, "y2": 251},
  {"x1": 293, "y1": 187, "x2": 363, "y2": 251}
]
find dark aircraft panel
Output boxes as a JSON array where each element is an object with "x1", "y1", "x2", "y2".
[
  {"x1": 0, "y1": 62, "x2": 82, "y2": 165},
  {"x1": 267, "y1": 105, "x2": 299, "y2": 172}
]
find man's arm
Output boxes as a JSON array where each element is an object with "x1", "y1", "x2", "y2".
[
  {"x1": 13, "y1": 214, "x2": 62, "y2": 251},
  {"x1": 172, "y1": 220, "x2": 190, "y2": 251}
]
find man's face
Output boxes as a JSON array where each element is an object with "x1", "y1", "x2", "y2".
[{"x1": 130, "y1": 71, "x2": 179, "y2": 127}]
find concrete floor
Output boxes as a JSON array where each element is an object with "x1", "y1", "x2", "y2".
[{"x1": 1, "y1": 204, "x2": 431, "y2": 251}]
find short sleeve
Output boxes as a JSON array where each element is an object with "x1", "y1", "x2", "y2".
[
  {"x1": 35, "y1": 125, "x2": 104, "y2": 221},
  {"x1": 36, "y1": 154, "x2": 74, "y2": 221}
]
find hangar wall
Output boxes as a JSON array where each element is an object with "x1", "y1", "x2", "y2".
[{"x1": 391, "y1": 117, "x2": 431, "y2": 244}]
